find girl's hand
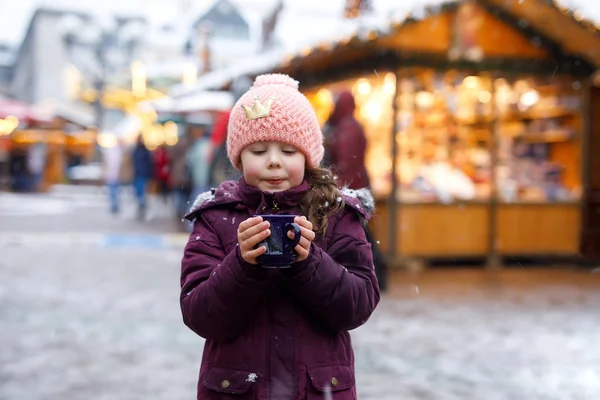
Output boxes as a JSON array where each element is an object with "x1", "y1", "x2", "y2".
[
  {"x1": 238, "y1": 216, "x2": 270, "y2": 264},
  {"x1": 289, "y1": 216, "x2": 316, "y2": 263}
]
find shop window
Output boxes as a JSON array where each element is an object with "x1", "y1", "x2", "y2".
[
  {"x1": 394, "y1": 69, "x2": 581, "y2": 204},
  {"x1": 394, "y1": 69, "x2": 493, "y2": 203},
  {"x1": 306, "y1": 69, "x2": 582, "y2": 205},
  {"x1": 494, "y1": 76, "x2": 582, "y2": 203}
]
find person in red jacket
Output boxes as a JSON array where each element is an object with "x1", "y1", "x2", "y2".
[
  {"x1": 325, "y1": 90, "x2": 370, "y2": 190},
  {"x1": 207, "y1": 76, "x2": 252, "y2": 186},
  {"x1": 153, "y1": 143, "x2": 171, "y2": 203},
  {"x1": 325, "y1": 90, "x2": 388, "y2": 290}
]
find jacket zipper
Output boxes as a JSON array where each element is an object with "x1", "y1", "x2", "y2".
[{"x1": 261, "y1": 196, "x2": 279, "y2": 214}]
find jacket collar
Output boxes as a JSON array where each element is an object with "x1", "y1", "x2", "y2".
[
  {"x1": 238, "y1": 177, "x2": 309, "y2": 213},
  {"x1": 185, "y1": 177, "x2": 310, "y2": 220}
]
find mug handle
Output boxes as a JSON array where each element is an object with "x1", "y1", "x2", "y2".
[{"x1": 284, "y1": 222, "x2": 302, "y2": 251}]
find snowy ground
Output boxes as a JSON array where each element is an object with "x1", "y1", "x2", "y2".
[
  {"x1": 1, "y1": 187, "x2": 599, "y2": 399},
  {"x1": 354, "y1": 269, "x2": 600, "y2": 400},
  {"x1": 1, "y1": 245, "x2": 599, "y2": 400}
]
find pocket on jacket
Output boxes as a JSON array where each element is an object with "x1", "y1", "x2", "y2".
[
  {"x1": 307, "y1": 365, "x2": 356, "y2": 399},
  {"x1": 201, "y1": 366, "x2": 257, "y2": 399}
]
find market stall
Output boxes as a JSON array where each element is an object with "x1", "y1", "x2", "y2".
[
  {"x1": 0, "y1": 96, "x2": 56, "y2": 190},
  {"x1": 270, "y1": 0, "x2": 600, "y2": 265},
  {"x1": 138, "y1": 90, "x2": 233, "y2": 147}
]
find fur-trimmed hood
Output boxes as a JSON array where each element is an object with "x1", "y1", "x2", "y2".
[{"x1": 339, "y1": 186, "x2": 375, "y2": 216}]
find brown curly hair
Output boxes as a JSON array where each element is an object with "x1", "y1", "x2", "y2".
[{"x1": 299, "y1": 167, "x2": 345, "y2": 236}]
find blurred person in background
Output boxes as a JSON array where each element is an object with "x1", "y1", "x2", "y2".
[
  {"x1": 27, "y1": 142, "x2": 46, "y2": 192},
  {"x1": 187, "y1": 125, "x2": 211, "y2": 207},
  {"x1": 171, "y1": 136, "x2": 192, "y2": 220},
  {"x1": 153, "y1": 143, "x2": 171, "y2": 203},
  {"x1": 326, "y1": 90, "x2": 370, "y2": 189},
  {"x1": 131, "y1": 134, "x2": 153, "y2": 220},
  {"x1": 326, "y1": 90, "x2": 388, "y2": 291},
  {"x1": 9, "y1": 147, "x2": 28, "y2": 192},
  {"x1": 103, "y1": 139, "x2": 124, "y2": 215},
  {"x1": 207, "y1": 75, "x2": 252, "y2": 186}
]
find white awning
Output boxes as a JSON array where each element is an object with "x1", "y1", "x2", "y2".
[
  {"x1": 141, "y1": 91, "x2": 234, "y2": 114},
  {"x1": 175, "y1": 91, "x2": 234, "y2": 113}
]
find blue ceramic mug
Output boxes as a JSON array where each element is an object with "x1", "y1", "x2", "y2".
[{"x1": 255, "y1": 215, "x2": 302, "y2": 268}]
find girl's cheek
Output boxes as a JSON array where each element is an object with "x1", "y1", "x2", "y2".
[
  {"x1": 244, "y1": 164, "x2": 260, "y2": 176},
  {"x1": 289, "y1": 162, "x2": 305, "y2": 178}
]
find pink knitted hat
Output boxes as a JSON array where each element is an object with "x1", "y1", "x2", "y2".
[{"x1": 227, "y1": 74, "x2": 324, "y2": 170}]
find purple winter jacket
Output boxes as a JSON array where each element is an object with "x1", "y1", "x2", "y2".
[{"x1": 181, "y1": 178, "x2": 380, "y2": 400}]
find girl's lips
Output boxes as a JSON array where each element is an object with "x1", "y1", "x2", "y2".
[{"x1": 266, "y1": 179, "x2": 284, "y2": 185}]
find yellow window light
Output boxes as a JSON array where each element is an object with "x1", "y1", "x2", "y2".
[
  {"x1": 356, "y1": 78, "x2": 371, "y2": 96},
  {"x1": 384, "y1": 73, "x2": 396, "y2": 96},
  {"x1": 97, "y1": 132, "x2": 118, "y2": 148}
]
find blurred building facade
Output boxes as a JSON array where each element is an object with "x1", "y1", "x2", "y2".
[
  {"x1": 10, "y1": 9, "x2": 74, "y2": 104},
  {"x1": 142, "y1": 0, "x2": 259, "y2": 92},
  {"x1": 0, "y1": 44, "x2": 15, "y2": 96},
  {"x1": 10, "y1": 9, "x2": 144, "y2": 105}
]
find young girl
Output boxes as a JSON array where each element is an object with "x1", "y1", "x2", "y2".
[{"x1": 181, "y1": 74, "x2": 380, "y2": 399}]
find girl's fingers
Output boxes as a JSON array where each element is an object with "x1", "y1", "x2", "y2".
[
  {"x1": 239, "y1": 220, "x2": 269, "y2": 242},
  {"x1": 244, "y1": 229, "x2": 271, "y2": 249},
  {"x1": 301, "y1": 226, "x2": 315, "y2": 241},
  {"x1": 287, "y1": 226, "x2": 315, "y2": 241},
  {"x1": 294, "y1": 244, "x2": 309, "y2": 259},
  {"x1": 294, "y1": 216, "x2": 313, "y2": 230},
  {"x1": 297, "y1": 236, "x2": 311, "y2": 250},
  {"x1": 238, "y1": 217, "x2": 263, "y2": 234},
  {"x1": 245, "y1": 245, "x2": 267, "y2": 260},
  {"x1": 287, "y1": 232, "x2": 311, "y2": 252},
  {"x1": 288, "y1": 229, "x2": 315, "y2": 247}
]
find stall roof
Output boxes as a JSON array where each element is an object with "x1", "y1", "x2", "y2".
[
  {"x1": 277, "y1": 0, "x2": 600, "y2": 74},
  {"x1": 175, "y1": 91, "x2": 234, "y2": 113},
  {"x1": 167, "y1": 5, "x2": 401, "y2": 97},
  {"x1": 485, "y1": 0, "x2": 600, "y2": 68},
  {"x1": 0, "y1": 95, "x2": 53, "y2": 124},
  {"x1": 33, "y1": 101, "x2": 95, "y2": 128},
  {"x1": 168, "y1": 50, "x2": 286, "y2": 97},
  {"x1": 168, "y1": 0, "x2": 600, "y2": 95},
  {"x1": 143, "y1": 90, "x2": 234, "y2": 113}
]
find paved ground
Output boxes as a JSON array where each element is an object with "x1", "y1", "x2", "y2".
[
  {"x1": 1, "y1": 187, "x2": 600, "y2": 399},
  {"x1": 0, "y1": 184, "x2": 185, "y2": 234}
]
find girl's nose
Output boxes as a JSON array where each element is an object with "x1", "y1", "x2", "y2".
[
  {"x1": 267, "y1": 152, "x2": 282, "y2": 168},
  {"x1": 267, "y1": 158, "x2": 281, "y2": 168}
]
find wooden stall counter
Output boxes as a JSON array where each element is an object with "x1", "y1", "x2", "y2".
[
  {"x1": 370, "y1": 201, "x2": 491, "y2": 257},
  {"x1": 495, "y1": 203, "x2": 581, "y2": 255}
]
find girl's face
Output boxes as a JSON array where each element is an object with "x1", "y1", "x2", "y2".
[{"x1": 240, "y1": 141, "x2": 306, "y2": 192}]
